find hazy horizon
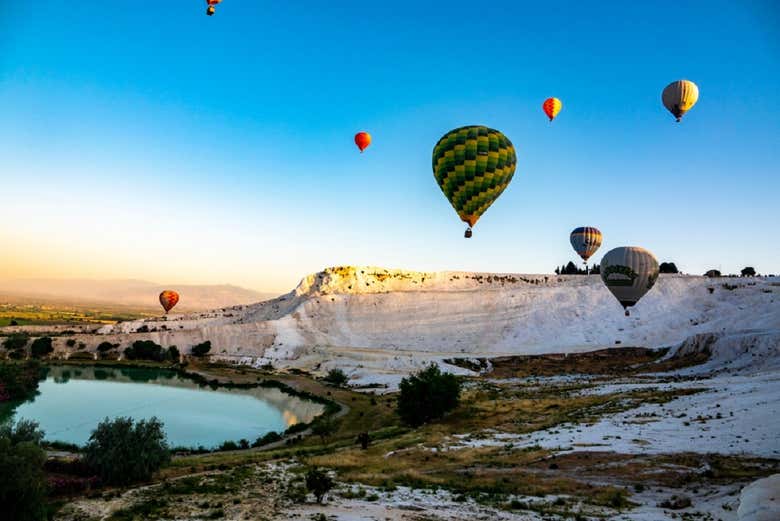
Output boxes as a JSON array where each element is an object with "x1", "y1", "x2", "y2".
[{"x1": 2, "y1": 1, "x2": 778, "y2": 293}]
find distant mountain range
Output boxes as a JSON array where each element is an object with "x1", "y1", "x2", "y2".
[{"x1": 0, "y1": 278, "x2": 276, "y2": 311}]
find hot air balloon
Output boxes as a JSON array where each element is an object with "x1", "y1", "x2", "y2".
[
  {"x1": 600, "y1": 247, "x2": 659, "y2": 316},
  {"x1": 432, "y1": 125, "x2": 517, "y2": 238},
  {"x1": 159, "y1": 290, "x2": 180, "y2": 314},
  {"x1": 542, "y1": 97, "x2": 562, "y2": 122},
  {"x1": 206, "y1": 0, "x2": 222, "y2": 16},
  {"x1": 570, "y1": 227, "x2": 602, "y2": 270},
  {"x1": 662, "y1": 80, "x2": 699, "y2": 122},
  {"x1": 354, "y1": 132, "x2": 371, "y2": 153}
]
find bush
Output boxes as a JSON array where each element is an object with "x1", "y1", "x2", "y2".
[
  {"x1": 96, "y1": 342, "x2": 119, "y2": 353},
  {"x1": 252, "y1": 431, "x2": 282, "y2": 448},
  {"x1": 65, "y1": 339, "x2": 77, "y2": 348},
  {"x1": 0, "y1": 437, "x2": 48, "y2": 521},
  {"x1": 84, "y1": 417, "x2": 170, "y2": 486},
  {"x1": 311, "y1": 415, "x2": 340, "y2": 443},
  {"x1": 0, "y1": 361, "x2": 43, "y2": 402},
  {"x1": 191, "y1": 341, "x2": 212, "y2": 357},
  {"x1": 30, "y1": 337, "x2": 54, "y2": 359},
  {"x1": 704, "y1": 269, "x2": 721, "y2": 278},
  {"x1": 67, "y1": 351, "x2": 95, "y2": 361},
  {"x1": 741, "y1": 266, "x2": 757, "y2": 277},
  {"x1": 218, "y1": 440, "x2": 239, "y2": 451},
  {"x1": 305, "y1": 468, "x2": 333, "y2": 503},
  {"x1": 2, "y1": 333, "x2": 29, "y2": 351},
  {"x1": 123, "y1": 340, "x2": 166, "y2": 362},
  {"x1": 323, "y1": 368, "x2": 349, "y2": 387},
  {"x1": 167, "y1": 346, "x2": 180, "y2": 362},
  {"x1": 659, "y1": 262, "x2": 679, "y2": 274},
  {"x1": 0, "y1": 419, "x2": 45, "y2": 446},
  {"x1": 397, "y1": 364, "x2": 461, "y2": 427}
]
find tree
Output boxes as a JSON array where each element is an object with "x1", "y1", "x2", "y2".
[
  {"x1": 563, "y1": 261, "x2": 579, "y2": 275},
  {"x1": 84, "y1": 417, "x2": 170, "y2": 486},
  {"x1": 741, "y1": 267, "x2": 756, "y2": 277},
  {"x1": 397, "y1": 364, "x2": 462, "y2": 427},
  {"x1": 704, "y1": 269, "x2": 721, "y2": 278},
  {"x1": 124, "y1": 340, "x2": 166, "y2": 362},
  {"x1": 0, "y1": 419, "x2": 45, "y2": 446},
  {"x1": 323, "y1": 368, "x2": 349, "y2": 387},
  {"x1": 554, "y1": 266, "x2": 560, "y2": 275},
  {"x1": 97, "y1": 342, "x2": 119, "y2": 353},
  {"x1": 0, "y1": 437, "x2": 48, "y2": 521},
  {"x1": 191, "y1": 341, "x2": 212, "y2": 357},
  {"x1": 2, "y1": 333, "x2": 29, "y2": 351},
  {"x1": 167, "y1": 345, "x2": 180, "y2": 362},
  {"x1": 659, "y1": 262, "x2": 679, "y2": 274},
  {"x1": 305, "y1": 468, "x2": 333, "y2": 504},
  {"x1": 0, "y1": 420, "x2": 47, "y2": 521},
  {"x1": 311, "y1": 415, "x2": 340, "y2": 443}
]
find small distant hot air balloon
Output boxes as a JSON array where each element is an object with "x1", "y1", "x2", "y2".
[
  {"x1": 354, "y1": 132, "x2": 371, "y2": 153},
  {"x1": 570, "y1": 227, "x2": 602, "y2": 270},
  {"x1": 600, "y1": 247, "x2": 659, "y2": 316},
  {"x1": 662, "y1": 80, "x2": 699, "y2": 122},
  {"x1": 206, "y1": 0, "x2": 222, "y2": 16},
  {"x1": 159, "y1": 291, "x2": 180, "y2": 314},
  {"x1": 542, "y1": 97, "x2": 563, "y2": 122},
  {"x1": 432, "y1": 125, "x2": 517, "y2": 238}
]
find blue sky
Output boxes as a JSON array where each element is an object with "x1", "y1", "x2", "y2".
[{"x1": 1, "y1": 1, "x2": 778, "y2": 291}]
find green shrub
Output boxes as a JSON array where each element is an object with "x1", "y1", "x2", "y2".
[
  {"x1": 0, "y1": 361, "x2": 43, "y2": 401},
  {"x1": 0, "y1": 419, "x2": 45, "y2": 446},
  {"x1": 167, "y1": 346, "x2": 180, "y2": 362},
  {"x1": 252, "y1": 431, "x2": 282, "y2": 447},
  {"x1": 96, "y1": 341, "x2": 118, "y2": 353},
  {"x1": 2, "y1": 333, "x2": 29, "y2": 351},
  {"x1": 84, "y1": 417, "x2": 170, "y2": 486},
  {"x1": 30, "y1": 337, "x2": 54, "y2": 359},
  {"x1": 397, "y1": 364, "x2": 461, "y2": 427},
  {"x1": 68, "y1": 351, "x2": 95, "y2": 361},
  {"x1": 305, "y1": 468, "x2": 333, "y2": 503},
  {"x1": 311, "y1": 415, "x2": 340, "y2": 443},
  {"x1": 0, "y1": 437, "x2": 48, "y2": 521},
  {"x1": 124, "y1": 340, "x2": 166, "y2": 362},
  {"x1": 323, "y1": 368, "x2": 349, "y2": 387},
  {"x1": 191, "y1": 341, "x2": 212, "y2": 357}
]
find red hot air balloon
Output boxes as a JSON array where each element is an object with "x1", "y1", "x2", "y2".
[
  {"x1": 542, "y1": 97, "x2": 563, "y2": 122},
  {"x1": 354, "y1": 132, "x2": 371, "y2": 153},
  {"x1": 159, "y1": 291, "x2": 180, "y2": 314},
  {"x1": 206, "y1": 0, "x2": 222, "y2": 16}
]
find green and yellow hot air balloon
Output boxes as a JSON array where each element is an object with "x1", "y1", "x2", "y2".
[{"x1": 432, "y1": 125, "x2": 517, "y2": 238}]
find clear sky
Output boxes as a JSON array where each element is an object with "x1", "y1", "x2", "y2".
[{"x1": 1, "y1": 1, "x2": 778, "y2": 293}]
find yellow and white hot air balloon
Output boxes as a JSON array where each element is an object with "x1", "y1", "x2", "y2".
[
  {"x1": 662, "y1": 80, "x2": 699, "y2": 122},
  {"x1": 600, "y1": 247, "x2": 659, "y2": 316}
]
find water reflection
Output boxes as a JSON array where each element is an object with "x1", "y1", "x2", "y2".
[{"x1": 2, "y1": 365, "x2": 325, "y2": 448}]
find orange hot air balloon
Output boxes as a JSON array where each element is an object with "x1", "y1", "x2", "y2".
[
  {"x1": 159, "y1": 291, "x2": 180, "y2": 314},
  {"x1": 542, "y1": 97, "x2": 563, "y2": 122},
  {"x1": 206, "y1": 0, "x2": 222, "y2": 16},
  {"x1": 354, "y1": 132, "x2": 371, "y2": 153}
]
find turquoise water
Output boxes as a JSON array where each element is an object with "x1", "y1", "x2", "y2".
[{"x1": 0, "y1": 365, "x2": 323, "y2": 448}]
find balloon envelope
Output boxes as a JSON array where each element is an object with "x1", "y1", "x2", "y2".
[
  {"x1": 570, "y1": 227, "x2": 602, "y2": 263},
  {"x1": 662, "y1": 80, "x2": 699, "y2": 122},
  {"x1": 542, "y1": 97, "x2": 563, "y2": 121},
  {"x1": 600, "y1": 247, "x2": 659, "y2": 310},
  {"x1": 159, "y1": 290, "x2": 180, "y2": 313},
  {"x1": 354, "y1": 132, "x2": 371, "y2": 152},
  {"x1": 432, "y1": 125, "x2": 517, "y2": 228}
]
